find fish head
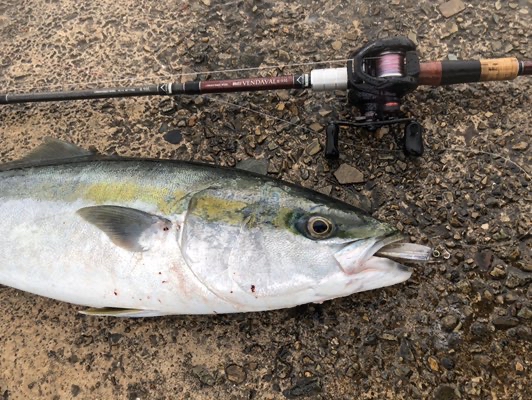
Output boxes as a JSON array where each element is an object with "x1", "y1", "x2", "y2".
[
  {"x1": 273, "y1": 191, "x2": 420, "y2": 299},
  {"x1": 180, "y1": 178, "x2": 431, "y2": 308}
]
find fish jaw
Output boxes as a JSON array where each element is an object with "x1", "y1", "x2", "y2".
[
  {"x1": 331, "y1": 236, "x2": 431, "y2": 294},
  {"x1": 344, "y1": 256, "x2": 412, "y2": 293},
  {"x1": 311, "y1": 256, "x2": 412, "y2": 302},
  {"x1": 332, "y1": 234, "x2": 403, "y2": 275}
]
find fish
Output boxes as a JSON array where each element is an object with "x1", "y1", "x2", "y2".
[{"x1": 0, "y1": 139, "x2": 431, "y2": 317}]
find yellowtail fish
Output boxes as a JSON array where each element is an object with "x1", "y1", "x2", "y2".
[{"x1": 0, "y1": 139, "x2": 431, "y2": 317}]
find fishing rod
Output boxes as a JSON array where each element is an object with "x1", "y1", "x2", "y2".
[{"x1": 1, "y1": 37, "x2": 530, "y2": 158}]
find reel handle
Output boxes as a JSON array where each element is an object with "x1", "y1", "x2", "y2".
[{"x1": 324, "y1": 124, "x2": 340, "y2": 159}]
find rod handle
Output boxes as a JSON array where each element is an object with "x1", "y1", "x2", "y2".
[{"x1": 418, "y1": 58, "x2": 530, "y2": 86}]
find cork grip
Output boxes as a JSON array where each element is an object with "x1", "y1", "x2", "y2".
[
  {"x1": 479, "y1": 58, "x2": 519, "y2": 81},
  {"x1": 419, "y1": 58, "x2": 523, "y2": 86}
]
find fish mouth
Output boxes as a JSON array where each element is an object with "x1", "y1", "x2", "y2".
[{"x1": 333, "y1": 234, "x2": 431, "y2": 291}]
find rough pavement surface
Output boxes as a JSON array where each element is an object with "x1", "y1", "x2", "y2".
[{"x1": 0, "y1": 0, "x2": 530, "y2": 399}]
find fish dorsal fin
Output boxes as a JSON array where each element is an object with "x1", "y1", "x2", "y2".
[
  {"x1": 20, "y1": 137, "x2": 94, "y2": 162},
  {"x1": 1, "y1": 138, "x2": 97, "y2": 171}
]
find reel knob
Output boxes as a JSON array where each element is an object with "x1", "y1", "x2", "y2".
[
  {"x1": 324, "y1": 123, "x2": 340, "y2": 159},
  {"x1": 403, "y1": 121, "x2": 424, "y2": 157}
]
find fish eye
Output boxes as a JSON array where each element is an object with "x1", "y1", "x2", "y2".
[{"x1": 307, "y1": 216, "x2": 333, "y2": 238}]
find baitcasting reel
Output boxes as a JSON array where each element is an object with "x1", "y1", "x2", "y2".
[{"x1": 325, "y1": 37, "x2": 424, "y2": 158}]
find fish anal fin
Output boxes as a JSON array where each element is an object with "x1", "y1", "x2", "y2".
[{"x1": 80, "y1": 307, "x2": 163, "y2": 317}]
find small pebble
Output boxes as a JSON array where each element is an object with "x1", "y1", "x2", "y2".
[
  {"x1": 517, "y1": 307, "x2": 532, "y2": 319},
  {"x1": 317, "y1": 185, "x2": 332, "y2": 196},
  {"x1": 489, "y1": 265, "x2": 506, "y2": 279},
  {"x1": 433, "y1": 385, "x2": 458, "y2": 400},
  {"x1": 506, "y1": 267, "x2": 531, "y2": 289},
  {"x1": 225, "y1": 364, "x2": 246, "y2": 384},
  {"x1": 305, "y1": 139, "x2": 321, "y2": 156},
  {"x1": 158, "y1": 99, "x2": 177, "y2": 115},
  {"x1": 428, "y1": 356, "x2": 439, "y2": 372},
  {"x1": 470, "y1": 322, "x2": 489, "y2": 338},
  {"x1": 334, "y1": 164, "x2": 364, "y2": 184},
  {"x1": 236, "y1": 158, "x2": 269, "y2": 175},
  {"x1": 441, "y1": 357, "x2": 455, "y2": 370},
  {"x1": 309, "y1": 123, "x2": 323, "y2": 132},
  {"x1": 515, "y1": 360, "x2": 525, "y2": 373},
  {"x1": 512, "y1": 142, "x2": 528, "y2": 151},
  {"x1": 492, "y1": 316, "x2": 520, "y2": 330},
  {"x1": 441, "y1": 22, "x2": 459, "y2": 39},
  {"x1": 163, "y1": 129, "x2": 183, "y2": 145},
  {"x1": 331, "y1": 40, "x2": 342, "y2": 51},
  {"x1": 439, "y1": 0, "x2": 466, "y2": 18},
  {"x1": 441, "y1": 315, "x2": 459, "y2": 332},
  {"x1": 191, "y1": 366, "x2": 215, "y2": 386},
  {"x1": 71, "y1": 385, "x2": 81, "y2": 397}
]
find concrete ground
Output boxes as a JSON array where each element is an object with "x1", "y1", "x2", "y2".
[{"x1": 0, "y1": 0, "x2": 530, "y2": 399}]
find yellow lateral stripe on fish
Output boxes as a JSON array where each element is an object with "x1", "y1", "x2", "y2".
[{"x1": 82, "y1": 182, "x2": 185, "y2": 215}]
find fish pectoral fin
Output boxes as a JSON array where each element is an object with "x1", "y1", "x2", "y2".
[
  {"x1": 77, "y1": 205, "x2": 172, "y2": 252},
  {"x1": 80, "y1": 307, "x2": 163, "y2": 317}
]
